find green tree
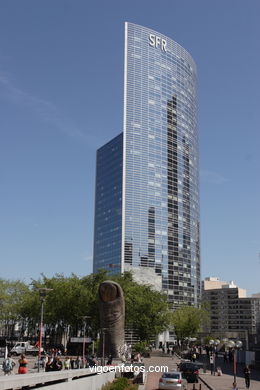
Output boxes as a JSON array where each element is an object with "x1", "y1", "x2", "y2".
[
  {"x1": 171, "y1": 305, "x2": 210, "y2": 342},
  {"x1": 0, "y1": 279, "x2": 30, "y2": 337},
  {"x1": 21, "y1": 274, "x2": 95, "y2": 344}
]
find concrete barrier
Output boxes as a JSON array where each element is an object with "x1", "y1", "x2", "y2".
[{"x1": 0, "y1": 368, "x2": 115, "y2": 390}]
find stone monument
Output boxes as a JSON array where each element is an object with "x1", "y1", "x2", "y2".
[{"x1": 98, "y1": 280, "x2": 125, "y2": 358}]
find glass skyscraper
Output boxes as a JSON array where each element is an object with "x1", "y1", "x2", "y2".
[{"x1": 93, "y1": 23, "x2": 200, "y2": 308}]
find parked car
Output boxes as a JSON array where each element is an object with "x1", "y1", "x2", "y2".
[
  {"x1": 178, "y1": 362, "x2": 199, "y2": 383},
  {"x1": 10, "y1": 341, "x2": 43, "y2": 356},
  {"x1": 159, "y1": 371, "x2": 188, "y2": 390}
]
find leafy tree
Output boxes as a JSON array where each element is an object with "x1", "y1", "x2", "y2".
[
  {"x1": 0, "y1": 279, "x2": 30, "y2": 337},
  {"x1": 20, "y1": 274, "x2": 95, "y2": 345},
  {"x1": 171, "y1": 305, "x2": 210, "y2": 343}
]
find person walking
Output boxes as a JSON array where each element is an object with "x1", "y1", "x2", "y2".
[
  {"x1": 2, "y1": 355, "x2": 15, "y2": 375},
  {"x1": 106, "y1": 354, "x2": 113, "y2": 365},
  {"x1": 18, "y1": 354, "x2": 28, "y2": 374},
  {"x1": 52, "y1": 357, "x2": 63, "y2": 371},
  {"x1": 244, "y1": 365, "x2": 251, "y2": 388},
  {"x1": 45, "y1": 356, "x2": 53, "y2": 372},
  {"x1": 75, "y1": 356, "x2": 81, "y2": 369},
  {"x1": 64, "y1": 356, "x2": 71, "y2": 370}
]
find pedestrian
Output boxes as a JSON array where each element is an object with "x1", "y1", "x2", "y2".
[
  {"x1": 18, "y1": 354, "x2": 28, "y2": 374},
  {"x1": 244, "y1": 365, "x2": 251, "y2": 388},
  {"x1": 88, "y1": 355, "x2": 97, "y2": 367},
  {"x1": 45, "y1": 356, "x2": 53, "y2": 372},
  {"x1": 75, "y1": 356, "x2": 81, "y2": 369},
  {"x1": 52, "y1": 357, "x2": 63, "y2": 371},
  {"x1": 106, "y1": 354, "x2": 112, "y2": 365},
  {"x1": 2, "y1": 355, "x2": 15, "y2": 375},
  {"x1": 231, "y1": 382, "x2": 238, "y2": 390},
  {"x1": 64, "y1": 356, "x2": 71, "y2": 370},
  {"x1": 70, "y1": 357, "x2": 75, "y2": 369}
]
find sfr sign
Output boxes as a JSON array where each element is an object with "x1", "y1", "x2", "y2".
[{"x1": 149, "y1": 34, "x2": 167, "y2": 52}]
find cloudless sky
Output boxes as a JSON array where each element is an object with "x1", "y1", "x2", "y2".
[{"x1": 0, "y1": 0, "x2": 259, "y2": 295}]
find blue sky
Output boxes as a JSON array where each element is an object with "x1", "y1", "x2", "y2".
[{"x1": 0, "y1": 0, "x2": 259, "y2": 295}]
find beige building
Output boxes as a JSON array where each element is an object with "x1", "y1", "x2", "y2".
[{"x1": 202, "y1": 277, "x2": 260, "y2": 348}]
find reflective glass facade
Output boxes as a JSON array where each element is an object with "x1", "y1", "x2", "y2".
[
  {"x1": 93, "y1": 133, "x2": 123, "y2": 274},
  {"x1": 93, "y1": 23, "x2": 200, "y2": 308}
]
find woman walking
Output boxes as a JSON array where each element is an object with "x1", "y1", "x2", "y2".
[{"x1": 18, "y1": 354, "x2": 28, "y2": 374}]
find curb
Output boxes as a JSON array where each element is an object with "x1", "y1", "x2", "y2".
[{"x1": 199, "y1": 375, "x2": 215, "y2": 390}]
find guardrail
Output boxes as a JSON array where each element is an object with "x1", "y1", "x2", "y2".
[{"x1": 0, "y1": 368, "x2": 115, "y2": 390}]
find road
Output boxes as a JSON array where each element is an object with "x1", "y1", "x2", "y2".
[{"x1": 143, "y1": 354, "x2": 206, "y2": 390}]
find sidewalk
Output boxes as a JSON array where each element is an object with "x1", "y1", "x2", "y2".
[
  {"x1": 199, "y1": 355, "x2": 260, "y2": 390},
  {"x1": 143, "y1": 351, "x2": 260, "y2": 390},
  {"x1": 200, "y1": 370, "x2": 259, "y2": 390}
]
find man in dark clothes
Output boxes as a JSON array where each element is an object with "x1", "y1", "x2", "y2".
[{"x1": 244, "y1": 365, "x2": 251, "y2": 388}]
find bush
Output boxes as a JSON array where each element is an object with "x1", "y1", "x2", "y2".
[
  {"x1": 110, "y1": 378, "x2": 128, "y2": 390},
  {"x1": 102, "y1": 378, "x2": 138, "y2": 390},
  {"x1": 133, "y1": 341, "x2": 148, "y2": 354}
]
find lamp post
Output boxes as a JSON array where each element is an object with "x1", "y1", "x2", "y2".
[
  {"x1": 37, "y1": 288, "x2": 53, "y2": 373},
  {"x1": 101, "y1": 328, "x2": 108, "y2": 366},
  {"x1": 81, "y1": 316, "x2": 91, "y2": 368},
  {"x1": 226, "y1": 339, "x2": 242, "y2": 383}
]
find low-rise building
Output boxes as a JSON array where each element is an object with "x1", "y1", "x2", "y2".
[{"x1": 202, "y1": 277, "x2": 260, "y2": 349}]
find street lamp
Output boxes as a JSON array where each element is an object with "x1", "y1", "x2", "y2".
[
  {"x1": 37, "y1": 288, "x2": 53, "y2": 373},
  {"x1": 81, "y1": 316, "x2": 91, "y2": 368},
  {"x1": 225, "y1": 339, "x2": 243, "y2": 383},
  {"x1": 101, "y1": 328, "x2": 108, "y2": 366}
]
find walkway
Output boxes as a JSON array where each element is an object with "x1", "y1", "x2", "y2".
[
  {"x1": 199, "y1": 354, "x2": 260, "y2": 390},
  {"x1": 143, "y1": 352, "x2": 260, "y2": 390}
]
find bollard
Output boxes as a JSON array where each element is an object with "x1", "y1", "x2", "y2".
[
  {"x1": 193, "y1": 384, "x2": 196, "y2": 390},
  {"x1": 199, "y1": 383, "x2": 201, "y2": 390}
]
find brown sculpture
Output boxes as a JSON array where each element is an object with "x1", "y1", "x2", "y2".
[{"x1": 98, "y1": 280, "x2": 125, "y2": 358}]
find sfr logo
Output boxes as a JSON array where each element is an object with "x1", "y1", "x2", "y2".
[{"x1": 149, "y1": 34, "x2": 167, "y2": 52}]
